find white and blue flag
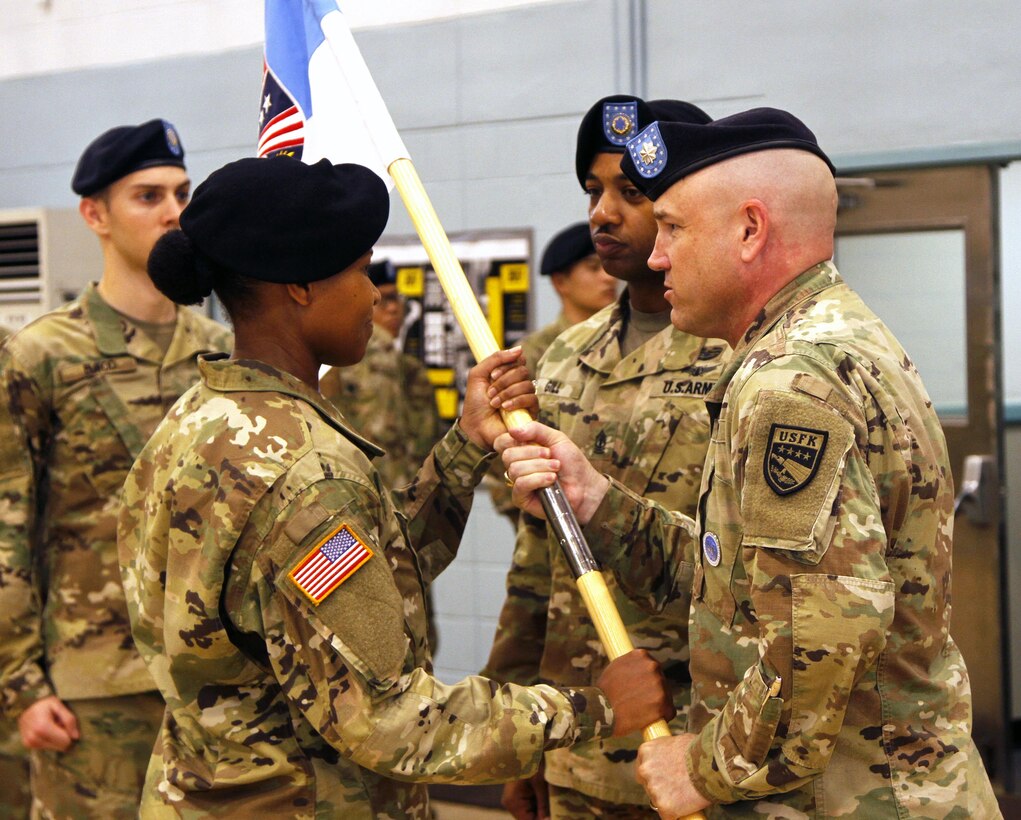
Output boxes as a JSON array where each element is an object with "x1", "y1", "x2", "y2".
[{"x1": 258, "y1": 0, "x2": 408, "y2": 188}]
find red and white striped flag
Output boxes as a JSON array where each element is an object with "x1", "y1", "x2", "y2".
[{"x1": 289, "y1": 523, "x2": 373, "y2": 605}]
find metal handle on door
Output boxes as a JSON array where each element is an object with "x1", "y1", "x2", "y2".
[{"x1": 953, "y1": 454, "x2": 997, "y2": 526}]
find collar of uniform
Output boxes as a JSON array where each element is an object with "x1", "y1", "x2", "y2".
[
  {"x1": 198, "y1": 353, "x2": 385, "y2": 458},
  {"x1": 82, "y1": 282, "x2": 218, "y2": 367},
  {"x1": 704, "y1": 261, "x2": 840, "y2": 404},
  {"x1": 82, "y1": 282, "x2": 131, "y2": 356},
  {"x1": 578, "y1": 291, "x2": 706, "y2": 382},
  {"x1": 575, "y1": 294, "x2": 628, "y2": 376},
  {"x1": 162, "y1": 306, "x2": 227, "y2": 368}
]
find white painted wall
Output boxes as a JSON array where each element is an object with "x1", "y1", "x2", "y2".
[{"x1": 0, "y1": 0, "x2": 576, "y2": 80}]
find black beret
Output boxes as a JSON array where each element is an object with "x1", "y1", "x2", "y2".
[
  {"x1": 71, "y1": 119, "x2": 185, "y2": 196},
  {"x1": 367, "y1": 259, "x2": 397, "y2": 287},
  {"x1": 540, "y1": 223, "x2": 595, "y2": 276},
  {"x1": 622, "y1": 107, "x2": 836, "y2": 201},
  {"x1": 180, "y1": 157, "x2": 389, "y2": 284},
  {"x1": 575, "y1": 95, "x2": 711, "y2": 187}
]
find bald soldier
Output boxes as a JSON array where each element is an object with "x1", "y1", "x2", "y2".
[
  {"x1": 483, "y1": 96, "x2": 729, "y2": 819},
  {"x1": 498, "y1": 108, "x2": 999, "y2": 818},
  {"x1": 0, "y1": 121, "x2": 230, "y2": 817}
]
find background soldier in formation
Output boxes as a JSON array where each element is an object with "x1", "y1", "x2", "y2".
[
  {"x1": 0, "y1": 121, "x2": 230, "y2": 817},
  {"x1": 320, "y1": 258, "x2": 441, "y2": 491},
  {"x1": 483, "y1": 96, "x2": 729, "y2": 819},
  {"x1": 485, "y1": 222, "x2": 618, "y2": 528},
  {"x1": 498, "y1": 108, "x2": 1000, "y2": 818},
  {"x1": 119, "y1": 155, "x2": 675, "y2": 818}
]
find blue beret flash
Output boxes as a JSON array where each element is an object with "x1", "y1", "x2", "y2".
[
  {"x1": 603, "y1": 101, "x2": 639, "y2": 146},
  {"x1": 627, "y1": 122, "x2": 667, "y2": 179}
]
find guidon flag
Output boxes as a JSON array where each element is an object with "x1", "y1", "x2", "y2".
[{"x1": 258, "y1": 0, "x2": 408, "y2": 186}]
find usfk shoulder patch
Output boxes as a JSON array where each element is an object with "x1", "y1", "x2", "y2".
[
  {"x1": 763, "y1": 423, "x2": 828, "y2": 496},
  {"x1": 289, "y1": 523, "x2": 373, "y2": 605}
]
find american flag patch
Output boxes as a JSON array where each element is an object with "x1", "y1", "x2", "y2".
[{"x1": 289, "y1": 524, "x2": 373, "y2": 605}]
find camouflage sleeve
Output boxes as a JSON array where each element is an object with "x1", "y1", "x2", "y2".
[
  {"x1": 393, "y1": 420, "x2": 495, "y2": 585},
  {"x1": 687, "y1": 378, "x2": 896, "y2": 804},
  {"x1": 479, "y1": 512, "x2": 551, "y2": 685},
  {"x1": 264, "y1": 483, "x2": 614, "y2": 784},
  {"x1": 582, "y1": 476, "x2": 698, "y2": 614},
  {"x1": 0, "y1": 348, "x2": 54, "y2": 715}
]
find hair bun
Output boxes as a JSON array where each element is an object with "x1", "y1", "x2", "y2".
[{"x1": 147, "y1": 229, "x2": 214, "y2": 305}]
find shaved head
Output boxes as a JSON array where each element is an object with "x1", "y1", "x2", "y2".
[{"x1": 684, "y1": 149, "x2": 837, "y2": 271}]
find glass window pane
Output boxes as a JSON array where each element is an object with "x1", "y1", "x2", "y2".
[{"x1": 834, "y1": 230, "x2": 967, "y2": 418}]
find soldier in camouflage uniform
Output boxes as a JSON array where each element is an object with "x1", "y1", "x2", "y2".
[
  {"x1": 118, "y1": 156, "x2": 675, "y2": 818},
  {"x1": 320, "y1": 260, "x2": 441, "y2": 491},
  {"x1": 499, "y1": 109, "x2": 999, "y2": 818},
  {"x1": 485, "y1": 222, "x2": 618, "y2": 528},
  {"x1": 0, "y1": 329, "x2": 31, "y2": 820},
  {"x1": 0, "y1": 121, "x2": 230, "y2": 818},
  {"x1": 483, "y1": 97, "x2": 729, "y2": 820}
]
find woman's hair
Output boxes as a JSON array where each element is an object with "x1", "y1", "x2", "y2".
[{"x1": 148, "y1": 229, "x2": 257, "y2": 319}]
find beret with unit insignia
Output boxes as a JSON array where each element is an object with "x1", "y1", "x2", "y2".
[
  {"x1": 622, "y1": 106, "x2": 836, "y2": 201},
  {"x1": 72, "y1": 119, "x2": 185, "y2": 196},
  {"x1": 540, "y1": 222, "x2": 595, "y2": 276},
  {"x1": 574, "y1": 95, "x2": 711, "y2": 187}
]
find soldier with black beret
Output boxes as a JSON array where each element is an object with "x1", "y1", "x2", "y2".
[
  {"x1": 499, "y1": 107, "x2": 999, "y2": 817},
  {"x1": 483, "y1": 95, "x2": 730, "y2": 820},
  {"x1": 118, "y1": 155, "x2": 676, "y2": 817},
  {"x1": 0, "y1": 120, "x2": 230, "y2": 817}
]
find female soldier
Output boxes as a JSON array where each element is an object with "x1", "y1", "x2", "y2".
[{"x1": 117, "y1": 156, "x2": 673, "y2": 818}]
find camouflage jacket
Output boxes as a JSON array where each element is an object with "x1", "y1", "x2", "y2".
[
  {"x1": 0, "y1": 283, "x2": 230, "y2": 713},
  {"x1": 319, "y1": 326, "x2": 440, "y2": 489},
  {"x1": 483, "y1": 292, "x2": 729, "y2": 804},
  {"x1": 118, "y1": 356, "x2": 615, "y2": 819},
  {"x1": 583, "y1": 263, "x2": 999, "y2": 818},
  {"x1": 484, "y1": 313, "x2": 572, "y2": 526}
]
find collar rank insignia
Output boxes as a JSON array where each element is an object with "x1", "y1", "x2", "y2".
[
  {"x1": 764, "y1": 423, "x2": 828, "y2": 496},
  {"x1": 289, "y1": 523, "x2": 373, "y2": 605},
  {"x1": 603, "y1": 101, "x2": 639, "y2": 145},
  {"x1": 627, "y1": 123, "x2": 667, "y2": 178}
]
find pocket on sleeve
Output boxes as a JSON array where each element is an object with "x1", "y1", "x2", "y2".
[{"x1": 717, "y1": 663, "x2": 784, "y2": 783}]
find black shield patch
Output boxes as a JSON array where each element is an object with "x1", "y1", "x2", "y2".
[{"x1": 763, "y1": 423, "x2": 828, "y2": 496}]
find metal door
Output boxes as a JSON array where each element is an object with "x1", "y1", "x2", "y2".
[{"x1": 834, "y1": 165, "x2": 1009, "y2": 792}]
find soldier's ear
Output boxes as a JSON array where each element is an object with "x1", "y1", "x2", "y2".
[
  {"x1": 549, "y1": 271, "x2": 569, "y2": 298},
  {"x1": 79, "y1": 196, "x2": 110, "y2": 237},
  {"x1": 285, "y1": 282, "x2": 313, "y2": 307},
  {"x1": 738, "y1": 199, "x2": 769, "y2": 263}
]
